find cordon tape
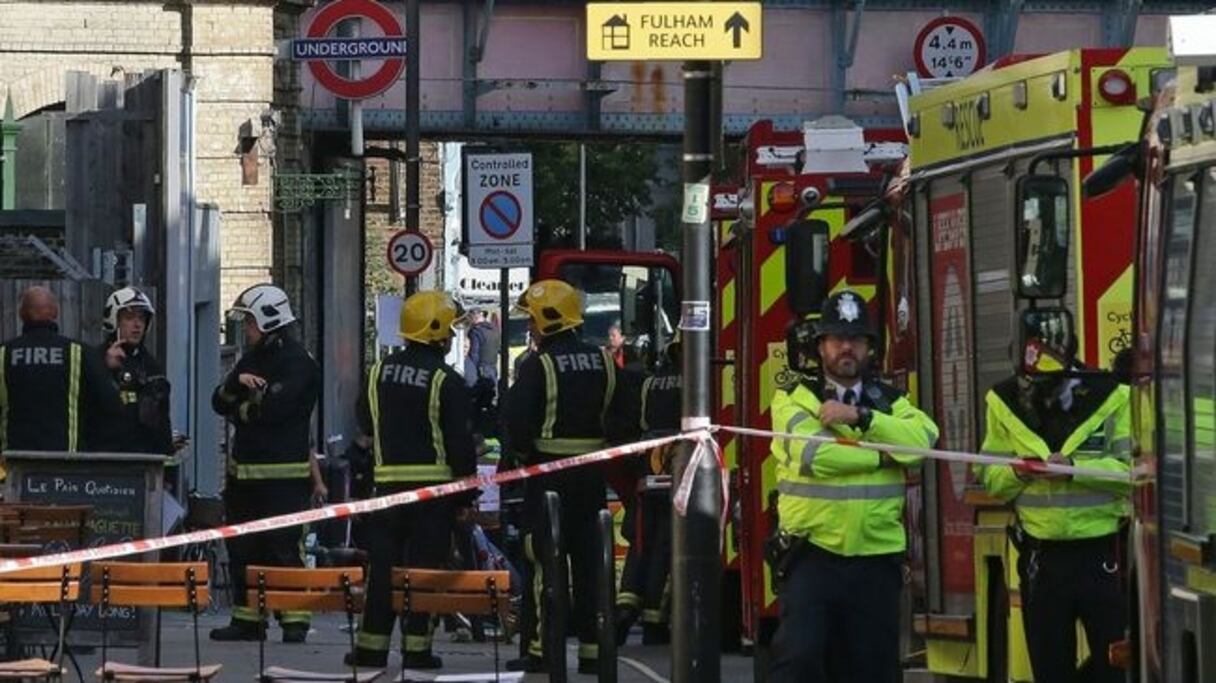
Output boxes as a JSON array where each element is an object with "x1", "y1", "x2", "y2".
[{"x1": 0, "y1": 424, "x2": 1134, "y2": 574}]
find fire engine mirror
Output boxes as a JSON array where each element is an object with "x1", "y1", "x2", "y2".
[
  {"x1": 1018, "y1": 307, "x2": 1076, "y2": 374},
  {"x1": 840, "y1": 205, "x2": 885, "y2": 243},
  {"x1": 1016, "y1": 175, "x2": 1070, "y2": 300},
  {"x1": 785, "y1": 219, "x2": 830, "y2": 317},
  {"x1": 1083, "y1": 144, "x2": 1140, "y2": 199}
]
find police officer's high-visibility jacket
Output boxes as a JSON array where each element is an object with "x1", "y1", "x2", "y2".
[
  {"x1": 211, "y1": 333, "x2": 319, "y2": 481},
  {"x1": 771, "y1": 378, "x2": 938, "y2": 556},
  {"x1": 355, "y1": 343, "x2": 476, "y2": 495},
  {"x1": 506, "y1": 330, "x2": 616, "y2": 460},
  {"x1": 0, "y1": 321, "x2": 122, "y2": 453},
  {"x1": 974, "y1": 375, "x2": 1131, "y2": 541}
]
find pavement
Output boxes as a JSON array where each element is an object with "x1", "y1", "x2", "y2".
[{"x1": 49, "y1": 611, "x2": 758, "y2": 682}]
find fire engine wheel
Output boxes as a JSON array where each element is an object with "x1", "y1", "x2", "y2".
[{"x1": 985, "y1": 557, "x2": 1009, "y2": 683}]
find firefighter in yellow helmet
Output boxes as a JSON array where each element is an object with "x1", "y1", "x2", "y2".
[
  {"x1": 767, "y1": 290, "x2": 938, "y2": 682},
  {"x1": 505, "y1": 279, "x2": 617, "y2": 674},
  {"x1": 346, "y1": 291, "x2": 478, "y2": 669},
  {"x1": 974, "y1": 309, "x2": 1130, "y2": 682}
]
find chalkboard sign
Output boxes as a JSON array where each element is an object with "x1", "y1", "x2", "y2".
[
  {"x1": 19, "y1": 470, "x2": 148, "y2": 637},
  {"x1": 3, "y1": 451, "x2": 165, "y2": 652}
]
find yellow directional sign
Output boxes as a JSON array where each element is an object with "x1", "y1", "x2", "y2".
[{"x1": 586, "y1": 2, "x2": 762, "y2": 61}]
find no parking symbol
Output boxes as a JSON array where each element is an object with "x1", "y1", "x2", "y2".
[{"x1": 480, "y1": 191, "x2": 523, "y2": 239}]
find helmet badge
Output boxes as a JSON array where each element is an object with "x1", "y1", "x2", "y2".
[{"x1": 837, "y1": 293, "x2": 860, "y2": 323}]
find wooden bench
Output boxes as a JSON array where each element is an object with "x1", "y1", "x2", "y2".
[
  {"x1": 390, "y1": 570, "x2": 511, "y2": 682},
  {"x1": 0, "y1": 563, "x2": 82, "y2": 681},
  {"x1": 90, "y1": 562, "x2": 221, "y2": 682},
  {"x1": 246, "y1": 566, "x2": 380, "y2": 683}
]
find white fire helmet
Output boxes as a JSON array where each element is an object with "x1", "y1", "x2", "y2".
[
  {"x1": 228, "y1": 284, "x2": 296, "y2": 333},
  {"x1": 102, "y1": 287, "x2": 155, "y2": 334}
]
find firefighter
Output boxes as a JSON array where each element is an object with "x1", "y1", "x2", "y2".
[
  {"x1": 346, "y1": 290, "x2": 478, "y2": 669},
  {"x1": 974, "y1": 311, "x2": 1130, "y2": 683},
  {"x1": 505, "y1": 279, "x2": 617, "y2": 675},
  {"x1": 97, "y1": 287, "x2": 174, "y2": 455},
  {"x1": 210, "y1": 284, "x2": 320, "y2": 644},
  {"x1": 767, "y1": 290, "x2": 938, "y2": 683},
  {"x1": 608, "y1": 334, "x2": 680, "y2": 646},
  {"x1": 0, "y1": 286, "x2": 121, "y2": 455}
]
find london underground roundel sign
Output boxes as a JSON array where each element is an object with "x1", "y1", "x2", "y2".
[
  {"x1": 303, "y1": 0, "x2": 406, "y2": 100},
  {"x1": 914, "y1": 17, "x2": 986, "y2": 79}
]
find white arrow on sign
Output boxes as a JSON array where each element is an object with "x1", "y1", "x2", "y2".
[{"x1": 387, "y1": 230, "x2": 434, "y2": 277}]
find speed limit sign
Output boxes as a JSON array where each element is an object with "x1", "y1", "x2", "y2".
[{"x1": 386, "y1": 230, "x2": 433, "y2": 277}]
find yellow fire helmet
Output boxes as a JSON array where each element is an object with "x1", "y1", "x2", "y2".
[
  {"x1": 399, "y1": 291, "x2": 468, "y2": 344},
  {"x1": 514, "y1": 279, "x2": 584, "y2": 337}
]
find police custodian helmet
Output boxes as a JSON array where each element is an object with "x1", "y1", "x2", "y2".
[{"x1": 786, "y1": 289, "x2": 877, "y2": 374}]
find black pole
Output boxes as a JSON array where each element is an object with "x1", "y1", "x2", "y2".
[
  {"x1": 404, "y1": 0, "x2": 421, "y2": 296},
  {"x1": 544, "y1": 491, "x2": 568, "y2": 683},
  {"x1": 672, "y1": 59, "x2": 721, "y2": 683},
  {"x1": 499, "y1": 269, "x2": 510, "y2": 407},
  {"x1": 596, "y1": 509, "x2": 618, "y2": 683}
]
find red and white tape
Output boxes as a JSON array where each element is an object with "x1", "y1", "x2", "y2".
[
  {"x1": 0, "y1": 423, "x2": 1133, "y2": 574},
  {"x1": 717, "y1": 425, "x2": 1133, "y2": 482},
  {"x1": 0, "y1": 432, "x2": 694, "y2": 575}
]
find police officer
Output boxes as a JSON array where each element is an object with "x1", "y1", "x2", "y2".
[
  {"x1": 768, "y1": 290, "x2": 938, "y2": 683},
  {"x1": 346, "y1": 291, "x2": 477, "y2": 669},
  {"x1": 505, "y1": 279, "x2": 617, "y2": 674},
  {"x1": 0, "y1": 286, "x2": 121, "y2": 454},
  {"x1": 975, "y1": 311, "x2": 1130, "y2": 683},
  {"x1": 97, "y1": 287, "x2": 173, "y2": 455},
  {"x1": 608, "y1": 335, "x2": 680, "y2": 646},
  {"x1": 210, "y1": 284, "x2": 319, "y2": 644}
]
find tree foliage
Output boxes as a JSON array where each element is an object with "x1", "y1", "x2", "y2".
[{"x1": 531, "y1": 142, "x2": 659, "y2": 249}]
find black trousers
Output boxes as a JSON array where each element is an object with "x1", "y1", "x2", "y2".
[
  {"x1": 768, "y1": 544, "x2": 903, "y2": 683},
  {"x1": 225, "y1": 479, "x2": 311, "y2": 624},
  {"x1": 357, "y1": 498, "x2": 453, "y2": 654},
  {"x1": 617, "y1": 488, "x2": 671, "y2": 624},
  {"x1": 1018, "y1": 533, "x2": 1126, "y2": 683},
  {"x1": 520, "y1": 467, "x2": 607, "y2": 661}
]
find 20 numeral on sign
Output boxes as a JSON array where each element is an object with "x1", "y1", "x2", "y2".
[
  {"x1": 394, "y1": 242, "x2": 427, "y2": 263},
  {"x1": 386, "y1": 230, "x2": 433, "y2": 277}
]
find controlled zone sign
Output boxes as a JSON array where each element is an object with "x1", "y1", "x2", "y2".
[
  {"x1": 586, "y1": 2, "x2": 762, "y2": 61},
  {"x1": 463, "y1": 152, "x2": 534, "y2": 269},
  {"x1": 295, "y1": 0, "x2": 406, "y2": 100},
  {"x1": 386, "y1": 230, "x2": 433, "y2": 277}
]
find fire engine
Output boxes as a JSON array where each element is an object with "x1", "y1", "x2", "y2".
[
  {"x1": 529, "y1": 117, "x2": 908, "y2": 659},
  {"x1": 1082, "y1": 15, "x2": 1216, "y2": 681},
  {"x1": 847, "y1": 46, "x2": 1173, "y2": 680}
]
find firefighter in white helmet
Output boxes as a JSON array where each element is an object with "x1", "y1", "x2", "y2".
[
  {"x1": 94, "y1": 287, "x2": 174, "y2": 455},
  {"x1": 210, "y1": 284, "x2": 320, "y2": 644}
]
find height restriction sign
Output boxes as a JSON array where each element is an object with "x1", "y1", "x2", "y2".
[
  {"x1": 462, "y1": 151, "x2": 534, "y2": 269},
  {"x1": 914, "y1": 17, "x2": 985, "y2": 79}
]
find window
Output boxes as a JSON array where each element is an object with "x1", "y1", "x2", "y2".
[
  {"x1": 1157, "y1": 172, "x2": 1198, "y2": 533},
  {"x1": 556, "y1": 261, "x2": 679, "y2": 367},
  {"x1": 1186, "y1": 167, "x2": 1216, "y2": 535}
]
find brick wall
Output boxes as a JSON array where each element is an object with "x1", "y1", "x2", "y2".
[
  {"x1": 0, "y1": 0, "x2": 278, "y2": 310},
  {"x1": 363, "y1": 142, "x2": 447, "y2": 297}
]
